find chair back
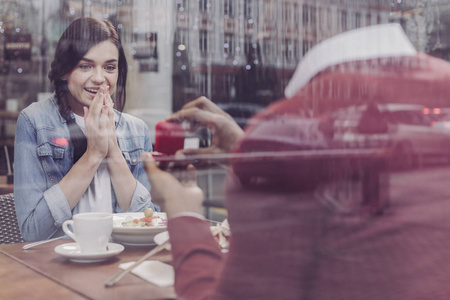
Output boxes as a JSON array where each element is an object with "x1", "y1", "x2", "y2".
[{"x1": 0, "y1": 193, "x2": 24, "y2": 244}]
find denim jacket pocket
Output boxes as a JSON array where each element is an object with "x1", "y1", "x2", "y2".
[
  {"x1": 118, "y1": 136, "x2": 146, "y2": 175},
  {"x1": 37, "y1": 142, "x2": 66, "y2": 182},
  {"x1": 122, "y1": 149, "x2": 143, "y2": 175}
]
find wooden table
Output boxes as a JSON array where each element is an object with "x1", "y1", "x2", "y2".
[{"x1": 0, "y1": 239, "x2": 176, "y2": 299}]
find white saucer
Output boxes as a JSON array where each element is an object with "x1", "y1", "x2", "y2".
[
  {"x1": 113, "y1": 240, "x2": 156, "y2": 247},
  {"x1": 54, "y1": 242, "x2": 124, "y2": 263}
]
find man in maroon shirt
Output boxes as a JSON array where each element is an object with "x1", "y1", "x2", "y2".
[{"x1": 142, "y1": 24, "x2": 450, "y2": 300}]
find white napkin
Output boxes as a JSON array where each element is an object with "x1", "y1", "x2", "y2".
[
  {"x1": 211, "y1": 219, "x2": 231, "y2": 251},
  {"x1": 118, "y1": 261, "x2": 174, "y2": 287}
]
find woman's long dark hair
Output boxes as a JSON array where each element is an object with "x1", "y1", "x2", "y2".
[{"x1": 48, "y1": 17, "x2": 128, "y2": 163}]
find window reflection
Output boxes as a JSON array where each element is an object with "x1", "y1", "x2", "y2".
[{"x1": 1, "y1": 0, "x2": 450, "y2": 197}]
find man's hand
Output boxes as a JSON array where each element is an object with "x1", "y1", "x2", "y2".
[
  {"x1": 141, "y1": 152, "x2": 204, "y2": 218},
  {"x1": 167, "y1": 97, "x2": 245, "y2": 156}
]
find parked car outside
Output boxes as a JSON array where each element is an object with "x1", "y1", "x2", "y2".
[{"x1": 325, "y1": 103, "x2": 450, "y2": 169}]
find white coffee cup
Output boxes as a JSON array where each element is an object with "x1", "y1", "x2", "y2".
[{"x1": 62, "y1": 212, "x2": 113, "y2": 254}]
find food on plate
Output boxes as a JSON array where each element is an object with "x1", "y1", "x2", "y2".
[
  {"x1": 154, "y1": 219, "x2": 231, "y2": 252},
  {"x1": 144, "y1": 208, "x2": 154, "y2": 218},
  {"x1": 121, "y1": 212, "x2": 167, "y2": 228}
]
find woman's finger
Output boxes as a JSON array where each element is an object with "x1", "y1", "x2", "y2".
[
  {"x1": 83, "y1": 106, "x2": 89, "y2": 119},
  {"x1": 100, "y1": 107, "x2": 111, "y2": 127},
  {"x1": 89, "y1": 87, "x2": 106, "y2": 119},
  {"x1": 104, "y1": 86, "x2": 115, "y2": 108}
]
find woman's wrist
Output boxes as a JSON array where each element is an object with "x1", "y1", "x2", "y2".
[
  {"x1": 82, "y1": 148, "x2": 106, "y2": 166},
  {"x1": 107, "y1": 143, "x2": 123, "y2": 160}
]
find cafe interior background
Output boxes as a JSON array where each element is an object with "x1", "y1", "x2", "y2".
[{"x1": 1, "y1": 0, "x2": 450, "y2": 217}]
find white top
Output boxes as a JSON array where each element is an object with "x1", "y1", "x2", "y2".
[
  {"x1": 284, "y1": 23, "x2": 418, "y2": 99},
  {"x1": 73, "y1": 114, "x2": 113, "y2": 213}
]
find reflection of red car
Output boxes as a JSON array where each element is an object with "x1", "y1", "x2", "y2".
[{"x1": 327, "y1": 104, "x2": 450, "y2": 169}]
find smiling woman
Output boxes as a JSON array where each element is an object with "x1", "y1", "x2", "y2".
[{"x1": 13, "y1": 17, "x2": 158, "y2": 242}]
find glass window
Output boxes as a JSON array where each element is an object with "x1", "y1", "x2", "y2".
[
  {"x1": 302, "y1": 39, "x2": 310, "y2": 56},
  {"x1": 311, "y1": 5, "x2": 316, "y2": 26},
  {"x1": 294, "y1": 3, "x2": 300, "y2": 26},
  {"x1": 199, "y1": 30, "x2": 208, "y2": 56},
  {"x1": 366, "y1": 13, "x2": 371, "y2": 26},
  {"x1": 176, "y1": 29, "x2": 189, "y2": 49},
  {"x1": 355, "y1": 12, "x2": 361, "y2": 28},
  {"x1": 199, "y1": 0, "x2": 209, "y2": 13},
  {"x1": 224, "y1": 0, "x2": 233, "y2": 17},
  {"x1": 177, "y1": 0, "x2": 188, "y2": 12},
  {"x1": 224, "y1": 73, "x2": 236, "y2": 99},
  {"x1": 224, "y1": 33, "x2": 235, "y2": 56},
  {"x1": 284, "y1": 39, "x2": 293, "y2": 62},
  {"x1": 302, "y1": 4, "x2": 309, "y2": 25},
  {"x1": 4, "y1": 4, "x2": 450, "y2": 296},
  {"x1": 327, "y1": 8, "x2": 332, "y2": 29},
  {"x1": 341, "y1": 10, "x2": 347, "y2": 31},
  {"x1": 283, "y1": 2, "x2": 291, "y2": 23},
  {"x1": 244, "y1": 0, "x2": 252, "y2": 18},
  {"x1": 263, "y1": 38, "x2": 271, "y2": 57},
  {"x1": 293, "y1": 39, "x2": 300, "y2": 61}
]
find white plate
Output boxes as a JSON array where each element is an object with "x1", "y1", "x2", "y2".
[
  {"x1": 54, "y1": 242, "x2": 124, "y2": 263},
  {"x1": 112, "y1": 212, "x2": 168, "y2": 246}
]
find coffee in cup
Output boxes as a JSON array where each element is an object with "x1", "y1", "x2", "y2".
[{"x1": 62, "y1": 212, "x2": 113, "y2": 253}]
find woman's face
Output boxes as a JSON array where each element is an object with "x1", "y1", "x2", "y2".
[{"x1": 63, "y1": 40, "x2": 119, "y2": 116}]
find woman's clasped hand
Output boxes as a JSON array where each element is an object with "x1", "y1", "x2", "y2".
[{"x1": 83, "y1": 85, "x2": 121, "y2": 163}]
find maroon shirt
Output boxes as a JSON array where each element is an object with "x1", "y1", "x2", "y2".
[{"x1": 167, "y1": 53, "x2": 450, "y2": 299}]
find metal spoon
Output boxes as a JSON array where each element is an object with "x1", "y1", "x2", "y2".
[{"x1": 22, "y1": 236, "x2": 68, "y2": 250}]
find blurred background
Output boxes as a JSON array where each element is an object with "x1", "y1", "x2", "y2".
[{"x1": 2, "y1": 1, "x2": 450, "y2": 142}]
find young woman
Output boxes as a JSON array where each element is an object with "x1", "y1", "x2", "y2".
[{"x1": 14, "y1": 17, "x2": 157, "y2": 242}]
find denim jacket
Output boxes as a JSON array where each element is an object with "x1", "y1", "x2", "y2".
[{"x1": 14, "y1": 94, "x2": 157, "y2": 241}]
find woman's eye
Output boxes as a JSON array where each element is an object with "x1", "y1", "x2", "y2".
[
  {"x1": 105, "y1": 65, "x2": 117, "y2": 72},
  {"x1": 79, "y1": 64, "x2": 91, "y2": 70}
]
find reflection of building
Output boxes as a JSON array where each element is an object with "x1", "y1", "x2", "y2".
[
  {"x1": 2, "y1": 0, "x2": 450, "y2": 114},
  {"x1": 171, "y1": 0, "x2": 391, "y2": 110},
  {"x1": 390, "y1": 0, "x2": 450, "y2": 61},
  {"x1": 0, "y1": 1, "x2": 43, "y2": 112}
]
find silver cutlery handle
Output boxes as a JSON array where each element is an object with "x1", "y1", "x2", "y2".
[{"x1": 22, "y1": 236, "x2": 68, "y2": 250}]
